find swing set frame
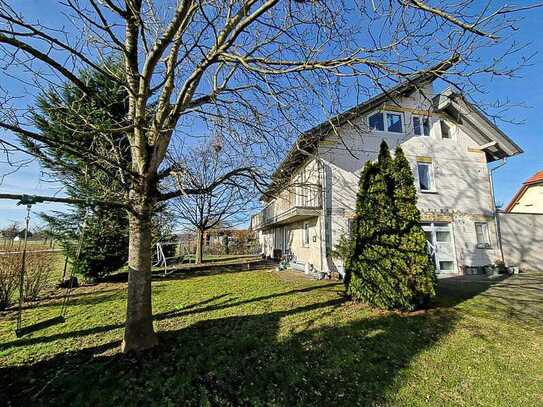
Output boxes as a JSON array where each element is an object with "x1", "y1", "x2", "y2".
[{"x1": 0, "y1": 193, "x2": 122, "y2": 337}]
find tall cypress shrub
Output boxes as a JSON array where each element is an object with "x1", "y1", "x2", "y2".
[
  {"x1": 391, "y1": 146, "x2": 437, "y2": 307},
  {"x1": 345, "y1": 141, "x2": 436, "y2": 310}
]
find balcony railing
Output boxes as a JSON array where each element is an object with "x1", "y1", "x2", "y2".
[{"x1": 251, "y1": 186, "x2": 322, "y2": 230}]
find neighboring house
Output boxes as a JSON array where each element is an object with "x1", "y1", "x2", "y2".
[
  {"x1": 504, "y1": 171, "x2": 543, "y2": 214},
  {"x1": 250, "y1": 60, "x2": 523, "y2": 277}
]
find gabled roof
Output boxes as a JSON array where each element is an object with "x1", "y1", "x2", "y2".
[
  {"x1": 263, "y1": 55, "x2": 460, "y2": 200},
  {"x1": 505, "y1": 170, "x2": 543, "y2": 213},
  {"x1": 263, "y1": 55, "x2": 523, "y2": 200},
  {"x1": 433, "y1": 89, "x2": 523, "y2": 161}
]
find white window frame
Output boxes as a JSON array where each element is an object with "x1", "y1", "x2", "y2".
[
  {"x1": 413, "y1": 115, "x2": 431, "y2": 136},
  {"x1": 367, "y1": 111, "x2": 404, "y2": 134},
  {"x1": 303, "y1": 222, "x2": 310, "y2": 247},
  {"x1": 416, "y1": 162, "x2": 436, "y2": 193},
  {"x1": 474, "y1": 222, "x2": 491, "y2": 249}
]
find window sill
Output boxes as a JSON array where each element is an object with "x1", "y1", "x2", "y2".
[
  {"x1": 369, "y1": 129, "x2": 405, "y2": 135},
  {"x1": 420, "y1": 190, "x2": 438, "y2": 194}
]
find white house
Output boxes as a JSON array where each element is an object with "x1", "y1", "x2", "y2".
[
  {"x1": 250, "y1": 60, "x2": 523, "y2": 277},
  {"x1": 505, "y1": 170, "x2": 543, "y2": 214}
]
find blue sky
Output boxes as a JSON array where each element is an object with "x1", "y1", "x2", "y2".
[{"x1": 0, "y1": 2, "x2": 542, "y2": 229}]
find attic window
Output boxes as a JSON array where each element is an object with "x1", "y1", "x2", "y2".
[
  {"x1": 387, "y1": 113, "x2": 403, "y2": 133},
  {"x1": 413, "y1": 116, "x2": 430, "y2": 136},
  {"x1": 368, "y1": 112, "x2": 385, "y2": 131},
  {"x1": 368, "y1": 111, "x2": 403, "y2": 133},
  {"x1": 441, "y1": 120, "x2": 451, "y2": 139}
]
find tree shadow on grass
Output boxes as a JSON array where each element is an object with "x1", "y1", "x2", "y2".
[
  {"x1": 0, "y1": 285, "x2": 329, "y2": 352},
  {"x1": 1, "y1": 274, "x2": 513, "y2": 406},
  {"x1": 1, "y1": 296, "x2": 460, "y2": 406}
]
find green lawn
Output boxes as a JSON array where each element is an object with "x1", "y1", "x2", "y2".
[{"x1": 0, "y1": 268, "x2": 542, "y2": 406}]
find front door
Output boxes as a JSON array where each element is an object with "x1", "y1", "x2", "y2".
[{"x1": 422, "y1": 223, "x2": 456, "y2": 273}]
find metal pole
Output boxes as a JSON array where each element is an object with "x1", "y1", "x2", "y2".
[{"x1": 16, "y1": 204, "x2": 32, "y2": 334}]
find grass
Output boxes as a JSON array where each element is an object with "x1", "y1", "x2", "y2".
[{"x1": 0, "y1": 268, "x2": 542, "y2": 406}]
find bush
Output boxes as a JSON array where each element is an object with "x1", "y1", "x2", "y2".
[
  {"x1": 0, "y1": 254, "x2": 19, "y2": 310},
  {"x1": 0, "y1": 252, "x2": 53, "y2": 309},
  {"x1": 23, "y1": 253, "x2": 53, "y2": 300},
  {"x1": 344, "y1": 142, "x2": 437, "y2": 311}
]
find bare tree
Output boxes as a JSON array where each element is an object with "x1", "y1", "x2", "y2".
[
  {"x1": 0, "y1": 0, "x2": 538, "y2": 351},
  {"x1": 1, "y1": 222, "x2": 19, "y2": 249},
  {"x1": 169, "y1": 143, "x2": 257, "y2": 264}
]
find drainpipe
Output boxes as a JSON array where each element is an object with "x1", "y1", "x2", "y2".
[
  {"x1": 489, "y1": 158, "x2": 507, "y2": 264},
  {"x1": 318, "y1": 158, "x2": 325, "y2": 275}
]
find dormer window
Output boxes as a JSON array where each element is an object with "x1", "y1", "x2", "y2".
[
  {"x1": 368, "y1": 111, "x2": 403, "y2": 133},
  {"x1": 413, "y1": 116, "x2": 430, "y2": 136}
]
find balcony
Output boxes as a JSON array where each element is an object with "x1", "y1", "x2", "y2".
[{"x1": 251, "y1": 185, "x2": 322, "y2": 230}]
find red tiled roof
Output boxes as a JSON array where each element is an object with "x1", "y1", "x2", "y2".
[
  {"x1": 504, "y1": 170, "x2": 543, "y2": 212},
  {"x1": 525, "y1": 170, "x2": 543, "y2": 185}
]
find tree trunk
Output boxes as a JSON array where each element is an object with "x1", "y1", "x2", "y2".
[
  {"x1": 121, "y1": 200, "x2": 159, "y2": 352},
  {"x1": 196, "y1": 228, "x2": 204, "y2": 264}
]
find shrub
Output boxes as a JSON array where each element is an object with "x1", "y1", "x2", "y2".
[
  {"x1": 0, "y1": 254, "x2": 20, "y2": 310},
  {"x1": 344, "y1": 142, "x2": 437, "y2": 311},
  {"x1": 23, "y1": 253, "x2": 53, "y2": 300},
  {"x1": 0, "y1": 252, "x2": 54, "y2": 308}
]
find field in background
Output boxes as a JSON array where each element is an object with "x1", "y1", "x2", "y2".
[{"x1": 0, "y1": 239, "x2": 59, "y2": 253}]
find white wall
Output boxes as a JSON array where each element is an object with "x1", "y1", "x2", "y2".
[
  {"x1": 317, "y1": 83, "x2": 499, "y2": 272},
  {"x1": 509, "y1": 183, "x2": 543, "y2": 214},
  {"x1": 499, "y1": 213, "x2": 543, "y2": 271}
]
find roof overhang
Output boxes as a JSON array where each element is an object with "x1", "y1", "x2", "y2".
[{"x1": 433, "y1": 89, "x2": 523, "y2": 162}]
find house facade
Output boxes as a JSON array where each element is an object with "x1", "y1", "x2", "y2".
[
  {"x1": 504, "y1": 171, "x2": 543, "y2": 214},
  {"x1": 250, "y1": 65, "x2": 523, "y2": 277}
]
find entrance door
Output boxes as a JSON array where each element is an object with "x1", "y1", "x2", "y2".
[{"x1": 422, "y1": 223, "x2": 456, "y2": 273}]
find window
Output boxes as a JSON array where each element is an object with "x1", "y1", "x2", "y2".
[
  {"x1": 436, "y1": 230, "x2": 450, "y2": 243},
  {"x1": 413, "y1": 116, "x2": 430, "y2": 136},
  {"x1": 387, "y1": 113, "x2": 403, "y2": 133},
  {"x1": 417, "y1": 162, "x2": 434, "y2": 192},
  {"x1": 368, "y1": 111, "x2": 403, "y2": 133},
  {"x1": 303, "y1": 222, "x2": 310, "y2": 246},
  {"x1": 368, "y1": 112, "x2": 384, "y2": 131},
  {"x1": 439, "y1": 261, "x2": 454, "y2": 272},
  {"x1": 440, "y1": 120, "x2": 451, "y2": 139},
  {"x1": 475, "y1": 222, "x2": 490, "y2": 248}
]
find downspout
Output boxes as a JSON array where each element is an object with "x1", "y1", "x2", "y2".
[
  {"x1": 489, "y1": 158, "x2": 507, "y2": 264},
  {"x1": 318, "y1": 158, "x2": 325, "y2": 275}
]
